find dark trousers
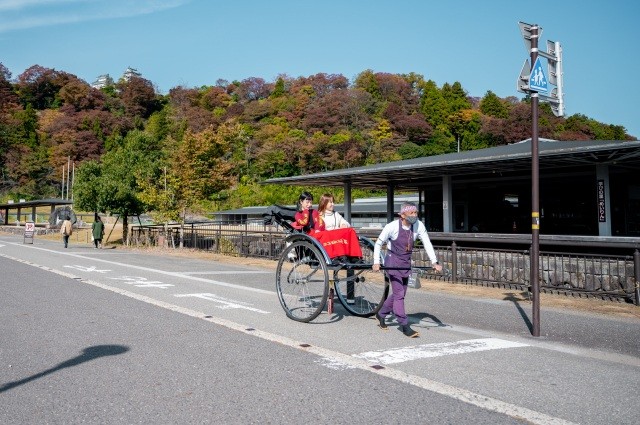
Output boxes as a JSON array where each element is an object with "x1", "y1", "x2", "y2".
[{"x1": 62, "y1": 235, "x2": 69, "y2": 248}]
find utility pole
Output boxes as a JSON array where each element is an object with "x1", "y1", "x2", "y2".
[{"x1": 66, "y1": 156, "x2": 70, "y2": 200}]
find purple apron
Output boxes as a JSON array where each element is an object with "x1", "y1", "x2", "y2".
[{"x1": 384, "y1": 219, "x2": 413, "y2": 278}]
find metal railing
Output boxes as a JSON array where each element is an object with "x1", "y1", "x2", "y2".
[
  {"x1": 129, "y1": 221, "x2": 640, "y2": 304},
  {"x1": 130, "y1": 222, "x2": 288, "y2": 259}
]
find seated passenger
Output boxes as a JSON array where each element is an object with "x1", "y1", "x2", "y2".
[
  {"x1": 292, "y1": 191, "x2": 362, "y2": 262},
  {"x1": 318, "y1": 193, "x2": 350, "y2": 230},
  {"x1": 292, "y1": 191, "x2": 323, "y2": 233}
]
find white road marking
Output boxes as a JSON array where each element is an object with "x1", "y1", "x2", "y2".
[
  {"x1": 316, "y1": 357, "x2": 357, "y2": 370},
  {"x1": 354, "y1": 338, "x2": 529, "y2": 365},
  {"x1": 0, "y1": 251, "x2": 577, "y2": 425},
  {"x1": 1, "y1": 241, "x2": 273, "y2": 295},
  {"x1": 109, "y1": 276, "x2": 174, "y2": 289},
  {"x1": 64, "y1": 265, "x2": 112, "y2": 273},
  {"x1": 174, "y1": 293, "x2": 270, "y2": 313}
]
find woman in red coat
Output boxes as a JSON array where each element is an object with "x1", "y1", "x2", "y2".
[{"x1": 292, "y1": 191, "x2": 323, "y2": 233}]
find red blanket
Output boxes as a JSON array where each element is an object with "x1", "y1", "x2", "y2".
[{"x1": 311, "y1": 228, "x2": 362, "y2": 259}]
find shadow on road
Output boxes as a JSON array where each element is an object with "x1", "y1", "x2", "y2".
[
  {"x1": 0, "y1": 344, "x2": 129, "y2": 393},
  {"x1": 410, "y1": 311, "x2": 447, "y2": 329},
  {"x1": 503, "y1": 292, "x2": 533, "y2": 334}
]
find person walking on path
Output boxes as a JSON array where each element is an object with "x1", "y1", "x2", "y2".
[
  {"x1": 373, "y1": 202, "x2": 442, "y2": 337},
  {"x1": 60, "y1": 216, "x2": 73, "y2": 249},
  {"x1": 92, "y1": 215, "x2": 105, "y2": 249}
]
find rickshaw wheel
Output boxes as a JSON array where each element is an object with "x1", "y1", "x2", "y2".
[
  {"x1": 334, "y1": 237, "x2": 389, "y2": 317},
  {"x1": 276, "y1": 239, "x2": 329, "y2": 322}
]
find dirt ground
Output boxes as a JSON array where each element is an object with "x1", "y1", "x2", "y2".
[{"x1": 27, "y1": 225, "x2": 640, "y2": 320}]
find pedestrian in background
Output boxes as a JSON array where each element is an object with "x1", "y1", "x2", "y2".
[
  {"x1": 92, "y1": 215, "x2": 105, "y2": 249},
  {"x1": 373, "y1": 202, "x2": 442, "y2": 337},
  {"x1": 60, "y1": 216, "x2": 73, "y2": 248}
]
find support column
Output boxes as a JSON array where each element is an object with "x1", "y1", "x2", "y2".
[
  {"x1": 442, "y1": 176, "x2": 453, "y2": 232},
  {"x1": 386, "y1": 184, "x2": 395, "y2": 222},
  {"x1": 343, "y1": 181, "x2": 352, "y2": 224},
  {"x1": 596, "y1": 164, "x2": 612, "y2": 237}
]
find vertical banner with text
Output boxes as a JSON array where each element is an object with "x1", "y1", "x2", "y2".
[{"x1": 597, "y1": 180, "x2": 606, "y2": 223}]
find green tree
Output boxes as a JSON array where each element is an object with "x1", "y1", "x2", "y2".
[
  {"x1": 73, "y1": 160, "x2": 103, "y2": 213},
  {"x1": 271, "y1": 77, "x2": 286, "y2": 98},
  {"x1": 7, "y1": 144, "x2": 55, "y2": 198},
  {"x1": 419, "y1": 80, "x2": 448, "y2": 128},
  {"x1": 479, "y1": 91, "x2": 509, "y2": 118},
  {"x1": 354, "y1": 70, "x2": 381, "y2": 101},
  {"x1": 138, "y1": 128, "x2": 233, "y2": 229},
  {"x1": 13, "y1": 103, "x2": 38, "y2": 149},
  {"x1": 74, "y1": 131, "x2": 159, "y2": 243},
  {"x1": 146, "y1": 109, "x2": 170, "y2": 142},
  {"x1": 442, "y1": 81, "x2": 471, "y2": 113}
]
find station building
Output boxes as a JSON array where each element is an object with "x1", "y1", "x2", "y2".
[{"x1": 263, "y1": 139, "x2": 640, "y2": 240}]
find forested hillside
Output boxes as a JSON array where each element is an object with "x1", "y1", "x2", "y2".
[{"x1": 0, "y1": 63, "x2": 633, "y2": 222}]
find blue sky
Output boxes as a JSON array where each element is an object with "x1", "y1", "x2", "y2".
[{"x1": 1, "y1": 0, "x2": 638, "y2": 138}]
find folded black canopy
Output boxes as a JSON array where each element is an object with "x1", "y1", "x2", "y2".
[{"x1": 262, "y1": 205, "x2": 297, "y2": 225}]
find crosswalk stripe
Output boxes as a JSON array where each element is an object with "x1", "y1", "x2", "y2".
[{"x1": 354, "y1": 338, "x2": 529, "y2": 364}]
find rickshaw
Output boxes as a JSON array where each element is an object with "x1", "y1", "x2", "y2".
[{"x1": 264, "y1": 205, "x2": 391, "y2": 323}]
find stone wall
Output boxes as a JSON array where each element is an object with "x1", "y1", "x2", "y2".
[{"x1": 417, "y1": 248, "x2": 636, "y2": 297}]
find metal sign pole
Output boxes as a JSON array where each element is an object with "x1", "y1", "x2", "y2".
[
  {"x1": 518, "y1": 20, "x2": 564, "y2": 335},
  {"x1": 530, "y1": 25, "x2": 541, "y2": 337}
]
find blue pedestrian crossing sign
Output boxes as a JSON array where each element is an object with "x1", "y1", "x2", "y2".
[{"x1": 528, "y1": 57, "x2": 549, "y2": 93}]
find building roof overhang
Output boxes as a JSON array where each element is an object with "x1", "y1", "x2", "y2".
[
  {"x1": 0, "y1": 198, "x2": 73, "y2": 209},
  {"x1": 264, "y1": 139, "x2": 640, "y2": 190}
]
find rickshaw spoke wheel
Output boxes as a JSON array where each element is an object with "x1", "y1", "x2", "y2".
[
  {"x1": 276, "y1": 240, "x2": 329, "y2": 322},
  {"x1": 334, "y1": 237, "x2": 389, "y2": 317}
]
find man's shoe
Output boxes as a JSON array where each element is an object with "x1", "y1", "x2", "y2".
[
  {"x1": 401, "y1": 325, "x2": 419, "y2": 338},
  {"x1": 377, "y1": 314, "x2": 388, "y2": 330}
]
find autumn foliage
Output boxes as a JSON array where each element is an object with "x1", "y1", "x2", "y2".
[{"x1": 0, "y1": 63, "x2": 634, "y2": 215}]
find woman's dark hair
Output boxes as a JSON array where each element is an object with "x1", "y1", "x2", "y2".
[{"x1": 296, "y1": 191, "x2": 314, "y2": 211}]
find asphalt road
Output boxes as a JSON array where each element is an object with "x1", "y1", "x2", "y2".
[{"x1": 1, "y1": 233, "x2": 639, "y2": 424}]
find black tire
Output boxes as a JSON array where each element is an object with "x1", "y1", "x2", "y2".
[
  {"x1": 334, "y1": 237, "x2": 389, "y2": 317},
  {"x1": 276, "y1": 240, "x2": 329, "y2": 322}
]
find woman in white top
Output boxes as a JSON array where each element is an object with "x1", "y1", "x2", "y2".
[{"x1": 318, "y1": 193, "x2": 350, "y2": 231}]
